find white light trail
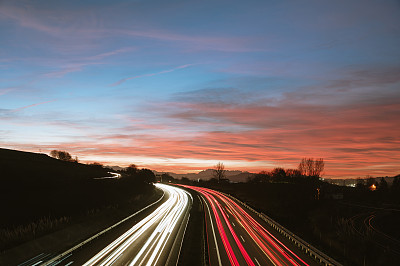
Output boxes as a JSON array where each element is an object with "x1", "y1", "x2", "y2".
[{"x1": 83, "y1": 183, "x2": 191, "y2": 266}]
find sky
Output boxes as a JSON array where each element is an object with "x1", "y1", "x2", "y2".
[{"x1": 1, "y1": 0, "x2": 399, "y2": 178}]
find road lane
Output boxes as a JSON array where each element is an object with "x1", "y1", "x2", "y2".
[
  {"x1": 83, "y1": 183, "x2": 192, "y2": 266},
  {"x1": 185, "y1": 186, "x2": 311, "y2": 266},
  {"x1": 21, "y1": 184, "x2": 192, "y2": 266}
]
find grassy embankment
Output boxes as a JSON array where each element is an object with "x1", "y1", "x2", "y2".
[{"x1": 0, "y1": 148, "x2": 157, "y2": 252}]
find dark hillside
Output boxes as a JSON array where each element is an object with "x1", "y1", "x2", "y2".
[
  {"x1": 0, "y1": 148, "x2": 155, "y2": 251},
  {"x1": 0, "y1": 148, "x2": 108, "y2": 181}
]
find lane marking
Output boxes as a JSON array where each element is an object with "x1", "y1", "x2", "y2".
[
  {"x1": 254, "y1": 257, "x2": 261, "y2": 266},
  {"x1": 232, "y1": 221, "x2": 235, "y2": 227},
  {"x1": 240, "y1": 235, "x2": 245, "y2": 242}
]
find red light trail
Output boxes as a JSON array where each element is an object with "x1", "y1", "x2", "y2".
[{"x1": 183, "y1": 185, "x2": 310, "y2": 266}]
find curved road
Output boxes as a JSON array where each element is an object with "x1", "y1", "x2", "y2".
[
  {"x1": 20, "y1": 184, "x2": 192, "y2": 266},
  {"x1": 185, "y1": 185, "x2": 311, "y2": 266},
  {"x1": 84, "y1": 183, "x2": 192, "y2": 265}
]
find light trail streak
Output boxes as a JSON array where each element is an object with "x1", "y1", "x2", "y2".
[
  {"x1": 204, "y1": 196, "x2": 223, "y2": 266},
  {"x1": 200, "y1": 189, "x2": 240, "y2": 265},
  {"x1": 184, "y1": 185, "x2": 309, "y2": 266},
  {"x1": 84, "y1": 183, "x2": 191, "y2": 266}
]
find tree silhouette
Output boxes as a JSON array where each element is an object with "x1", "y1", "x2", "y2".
[
  {"x1": 125, "y1": 164, "x2": 138, "y2": 176},
  {"x1": 298, "y1": 158, "x2": 324, "y2": 177},
  {"x1": 213, "y1": 162, "x2": 226, "y2": 183},
  {"x1": 271, "y1": 167, "x2": 286, "y2": 182},
  {"x1": 285, "y1": 169, "x2": 301, "y2": 178},
  {"x1": 50, "y1": 150, "x2": 75, "y2": 162},
  {"x1": 137, "y1": 168, "x2": 156, "y2": 184}
]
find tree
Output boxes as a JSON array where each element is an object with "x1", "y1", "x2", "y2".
[
  {"x1": 137, "y1": 169, "x2": 156, "y2": 184},
  {"x1": 298, "y1": 158, "x2": 308, "y2": 176},
  {"x1": 213, "y1": 162, "x2": 226, "y2": 183},
  {"x1": 50, "y1": 150, "x2": 58, "y2": 158},
  {"x1": 271, "y1": 167, "x2": 286, "y2": 182},
  {"x1": 125, "y1": 164, "x2": 138, "y2": 176},
  {"x1": 298, "y1": 158, "x2": 324, "y2": 177},
  {"x1": 314, "y1": 158, "x2": 325, "y2": 177},
  {"x1": 285, "y1": 169, "x2": 301, "y2": 178},
  {"x1": 50, "y1": 150, "x2": 74, "y2": 162}
]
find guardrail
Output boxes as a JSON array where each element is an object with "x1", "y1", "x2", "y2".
[
  {"x1": 42, "y1": 190, "x2": 165, "y2": 266},
  {"x1": 223, "y1": 193, "x2": 343, "y2": 266}
]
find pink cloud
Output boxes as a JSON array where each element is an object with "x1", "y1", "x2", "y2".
[{"x1": 2, "y1": 77, "x2": 399, "y2": 178}]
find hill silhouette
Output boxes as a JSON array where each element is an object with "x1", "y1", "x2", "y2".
[
  {"x1": 0, "y1": 148, "x2": 154, "y2": 251},
  {"x1": 154, "y1": 169, "x2": 253, "y2": 182},
  {"x1": 0, "y1": 148, "x2": 109, "y2": 181}
]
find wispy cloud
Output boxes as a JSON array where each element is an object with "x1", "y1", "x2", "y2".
[
  {"x1": 42, "y1": 47, "x2": 135, "y2": 78},
  {"x1": 0, "y1": 87, "x2": 15, "y2": 96},
  {"x1": 111, "y1": 64, "x2": 194, "y2": 86},
  {"x1": 84, "y1": 47, "x2": 136, "y2": 61},
  {"x1": 10, "y1": 100, "x2": 56, "y2": 113},
  {"x1": 0, "y1": 3, "x2": 267, "y2": 54},
  {"x1": 42, "y1": 62, "x2": 102, "y2": 78},
  {"x1": 114, "y1": 29, "x2": 268, "y2": 53}
]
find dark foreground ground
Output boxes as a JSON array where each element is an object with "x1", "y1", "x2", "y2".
[{"x1": 0, "y1": 148, "x2": 156, "y2": 253}]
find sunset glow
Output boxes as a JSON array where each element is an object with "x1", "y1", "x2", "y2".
[{"x1": 1, "y1": 1, "x2": 399, "y2": 178}]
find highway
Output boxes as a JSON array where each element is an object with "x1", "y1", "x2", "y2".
[
  {"x1": 83, "y1": 183, "x2": 192, "y2": 265},
  {"x1": 184, "y1": 185, "x2": 312, "y2": 266},
  {"x1": 20, "y1": 184, "x2": 192, "y2": 266}
]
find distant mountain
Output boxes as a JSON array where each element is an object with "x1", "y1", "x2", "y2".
[
  {"x1": 108, "y1": 165, "x2": 125, "y2": 171},
  {"x1": 153, "y1": 169, "x2": 254, "y2": 183}
]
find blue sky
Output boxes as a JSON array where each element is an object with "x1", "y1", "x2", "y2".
[{"x1": 1, "y1": 0, "x2": 399, "y2": 177}]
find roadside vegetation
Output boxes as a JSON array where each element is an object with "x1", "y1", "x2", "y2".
[{"x1": 0, "y1": 148, "x2": 156, "y2": 251}]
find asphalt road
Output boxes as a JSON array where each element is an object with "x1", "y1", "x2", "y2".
[
  {"x1": 19, "y1": 184, "x2": 192, "y2": 266},
  {"x1": 185, "y1": 185, "x2": 315, "y2": 266},
  {"x1": 83, "y1": 183, "x2": 192, "y2": 266}
]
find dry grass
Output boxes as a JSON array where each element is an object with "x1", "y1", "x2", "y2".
[{"x1": 0, "y1": 216, "x2": 70, "y2": 251}]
